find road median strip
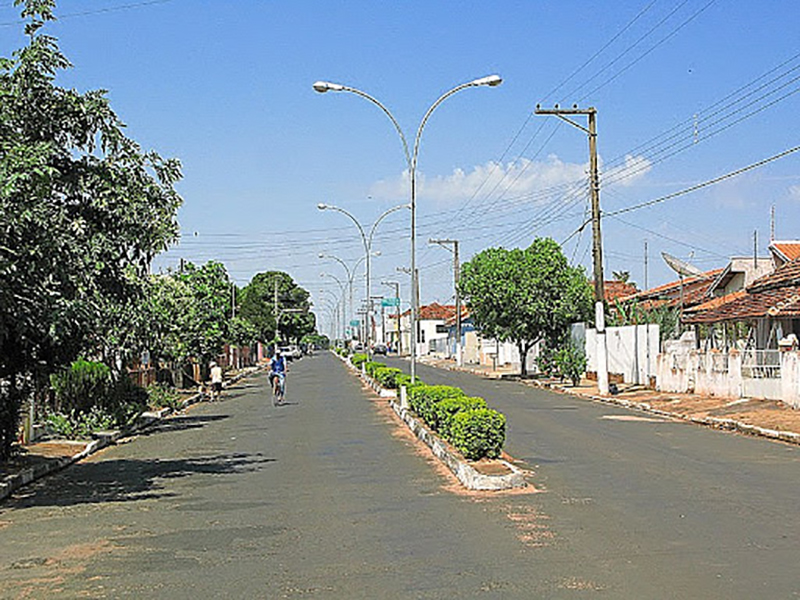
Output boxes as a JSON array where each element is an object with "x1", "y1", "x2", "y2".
[{"x1": 335, "y1": 352, "x2": 527, "y2": 491}]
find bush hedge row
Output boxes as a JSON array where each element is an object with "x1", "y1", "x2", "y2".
[{"x1": 357, "y1": 358, "x2": 505, "y2": 461}]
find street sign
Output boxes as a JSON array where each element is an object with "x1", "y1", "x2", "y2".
[
  {"x1": 350, "y1": 320, "x2": 360, "y2": 327},
  {"x1": 381, "y1": 297, "x2": 400, "y2": 307}
]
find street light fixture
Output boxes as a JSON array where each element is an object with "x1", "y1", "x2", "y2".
[
  {"x1": 314, "y1": 75, "x2": 502, "y2": 382},
  {"x1": 317, "y1": 202, "x2": 409, "y2": 356}
]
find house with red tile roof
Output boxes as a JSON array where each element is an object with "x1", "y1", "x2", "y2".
[
  {"x1": 683, "y1": 257, "x2": 800, "y2": 349},
  {"x1": 656, "y1": 257, "x2": 800, "y2": 406},
  {"x1": 386, "y1": 302, "x2": 456, "y2": 357}
]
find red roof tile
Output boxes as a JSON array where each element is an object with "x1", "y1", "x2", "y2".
[
  {"x1": 620, "y1": 269, "x2": 722, "y2": 310},
  {"x1": 419, "y1": 302, "x2": 456, "y2": 321},
  {"x1": 683, "y1": 286, "x2": 800, "y2": 323},
  {"x1": 770, "y1": 241, "x2": 800, "y2": 263},
  {"x1": 748, "y1": 256, "x2": 800, "y2": 293},
  {"x1": 603, "y1": 280, "x2": 638, "y2": 302}
]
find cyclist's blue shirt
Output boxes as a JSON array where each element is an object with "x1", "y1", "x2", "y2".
[{"x1": 270, "y1": 356, "x2": 286, "y2": 374}]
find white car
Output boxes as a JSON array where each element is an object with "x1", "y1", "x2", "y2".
[{"x1": 280, "y1": 345, "x2": 301, "y2": 361}]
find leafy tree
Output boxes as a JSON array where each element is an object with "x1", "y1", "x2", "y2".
[
  {"x1": 238, "y1": 271, "x2": 314, "y2": 343},
  {"x1": 459, "y1": 238, "x2": 593, "y2": 376},
  {"x1": 0, "y1": 1, "x2": 182, "y2": 458}
]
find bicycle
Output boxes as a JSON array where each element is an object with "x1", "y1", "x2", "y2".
[{"x1": 271, "y1": 372, "x2": 285, "y2": 406}]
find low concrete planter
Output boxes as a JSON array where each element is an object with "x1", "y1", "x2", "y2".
[{"x1": 388, "y1": 399, "x2": 526, "y2": 491}]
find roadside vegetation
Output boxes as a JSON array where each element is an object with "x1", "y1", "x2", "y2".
[
  {"x1": 459, "y1": 237, "x2": 593, "y2": 377},
  {"x1": 0, "y1": 2, "x2": 318, "y2": 459}
]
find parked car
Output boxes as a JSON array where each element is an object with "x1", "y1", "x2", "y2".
[
  {"x1": 279, "y1": 345, "x2": 301, "y2": 361},
  {"x1": 372, "y1": 343, "x2": 388, "y2": 355}
]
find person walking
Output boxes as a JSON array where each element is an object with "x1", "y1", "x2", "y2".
[{"x1": 209, "y1": 361, "x2": 223, "y2": 401}]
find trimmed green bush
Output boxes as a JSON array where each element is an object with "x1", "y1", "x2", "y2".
[
  {"x1": 434, "y1": 396, "x2": 488, "y2": 439},
  {"x1": 449, "y1": 408, "x2": 506, "y2": 460},
  {"x1": 408, "y1": 384, "x2": 466, "y2": 430},
  {"x1": 374, "y1": 366, "x2": 404, "y2": 389},
  {"x1": 364, "y1": 360, "x2": 384, "y2": 378},
  {"x1": 395, "y1": 373, "x2": 413, "y2": 388},
  {"x1": 554, "y1": 341, "x2": 587, "y2": 386},
  {"x1": 351, "y1": 353, "x2": 368, "y2": 369}
]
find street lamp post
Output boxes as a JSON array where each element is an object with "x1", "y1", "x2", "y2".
[
  {"x1": 319, "y1": 274, "x2": 346, "y2": 344},
  {"x1": 318, "y1": 251, "x2": 377, "y2": 341},
  {"x1": 318, "y1": 288, "x2": 342, "y2": 342},
  {"x1": 317, "y1": 203, "x2": 409, "y2": 357},
  {"x1": 313, "y1": 75, "x2": 502, "y2": 382}
]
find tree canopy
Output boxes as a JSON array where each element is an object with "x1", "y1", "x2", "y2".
[
  {"x1": 0, "y1": 1, "x2": 182, "y2": 457},
  {"x1": 238, "y1": 271, "x2": 315, "y2": 344},
  {"x1": 459, "y1": 238, "x2": 593, "y2": 376}
]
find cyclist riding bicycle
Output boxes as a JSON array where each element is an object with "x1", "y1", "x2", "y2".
[{"x1": 268, "y1": 348, "x2": 287, "y2": 403}]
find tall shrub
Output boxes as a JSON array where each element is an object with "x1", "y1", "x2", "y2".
[{"x1": 50, "y1": 359, "x2": 112, "y2": 415}]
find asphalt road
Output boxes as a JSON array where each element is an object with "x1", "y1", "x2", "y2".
[
  {"x1": 0, "y1": 353, "x2": 798, "y2": 598},
  {"x1": 386, "y1": 357, "x2": 800, "y2": 599}
]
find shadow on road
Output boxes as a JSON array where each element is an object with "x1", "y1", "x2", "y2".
[
  {"x1": 2, "y1": 452, "x2": 275, "y2": 510},
  {"x1": 136, "y1": 414, "x2": 230, "y2": 436}
]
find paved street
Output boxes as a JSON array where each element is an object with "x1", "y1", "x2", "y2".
[
  {"x1": 1, "y1": 352, "x2": 799, "y2": 598},
  {"x1": 389, "y1": 357, "x2": 800, "y2": 599}
]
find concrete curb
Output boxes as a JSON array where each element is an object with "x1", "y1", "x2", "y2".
[
  {"x1": 0, "y1": 366, "x2": 262, "y2": 503},
  {"x1": 387, "y1": 400, "x2": 527, "y2": 491},
  {"x1": 523, "y1": 377, "x2": 800, "y2": 447},
  {"x1": 335, "y1": 352, "x2": 527, "y2": 491}
]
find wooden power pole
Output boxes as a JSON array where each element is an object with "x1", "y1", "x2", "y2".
[{"x1": 535, "y1": 104, "x2": 608, "y2": 394}]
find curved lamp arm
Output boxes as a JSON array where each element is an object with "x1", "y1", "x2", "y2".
[
  {"x1": 313, "y1": 81, "x2": 412, "y2": 169},
  {"x1": 368, "y1": 203, "x2": 411, "y2": 250}
]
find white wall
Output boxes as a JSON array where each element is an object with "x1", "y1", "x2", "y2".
[
  {"x1": 586, "y1": 324, "x2": 660, "y2": 385},
  {"x1": 656, "y1": 348, "x2": 800, "y2": 407},
  {"x1": 417, "y1": 319, "x2": 447, "y2": 357}
]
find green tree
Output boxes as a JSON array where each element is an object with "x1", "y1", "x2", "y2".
[
  {"x1": 459, "y1": 238, "x2": 593, "y2": 376},
  {"x1": 238, "y1": 271, "x2": 314, "y2": 343},
  {"x1": 171, "y1": 261, "x2": 232, "y2": 364},
  {"x1": 0, "y1": 1, "x2": 182, "y2": 458}
]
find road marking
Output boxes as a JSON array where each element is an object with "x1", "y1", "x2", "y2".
[{"x1": 600, "y1": 415, "x2": 669, "y2": 423}]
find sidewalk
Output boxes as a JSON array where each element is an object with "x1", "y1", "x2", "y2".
[
  {"x1": 420, "y1": 356, "x2": 800, "y2": 446},
  {"x1": 0, "y1": 365, "x2": 261, "y2": 502}
]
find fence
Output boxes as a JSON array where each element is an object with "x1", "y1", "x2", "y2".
[{"x1": 657, "y1": 348, "x2": 800, "y2": 408}]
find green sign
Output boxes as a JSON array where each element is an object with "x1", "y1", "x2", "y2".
[
  {"x1": 350, "y1": 320, "x2": 360, "y2": 327},
  {"x1": 381, "y1": 297, "x2": 400, "y2": 307}
]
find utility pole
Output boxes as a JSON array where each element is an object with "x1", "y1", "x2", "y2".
[
  {"x1": 273, "y1": 279, "x2": 279, "y2": 343},
  {"x1": 429, "y1": 238, "x2": 462, "y2": 366},
  {"x1": 535, "y1": 104, "x2": 608, "y2": 395},
  {"x1": 753, "y1": 229, "x2": 758, "y2": 269}
]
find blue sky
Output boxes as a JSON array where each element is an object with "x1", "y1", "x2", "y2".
[{"x1": 2, "y1": 0, "x2": 799, "y2": 332}]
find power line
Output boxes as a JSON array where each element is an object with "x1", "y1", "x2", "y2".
[
  {"x1": 607, "y1": 144, "x2": 800, "y2": 217},
  {"x1": 0, "y1": 0, "x2": 176, "y2": 27}
]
